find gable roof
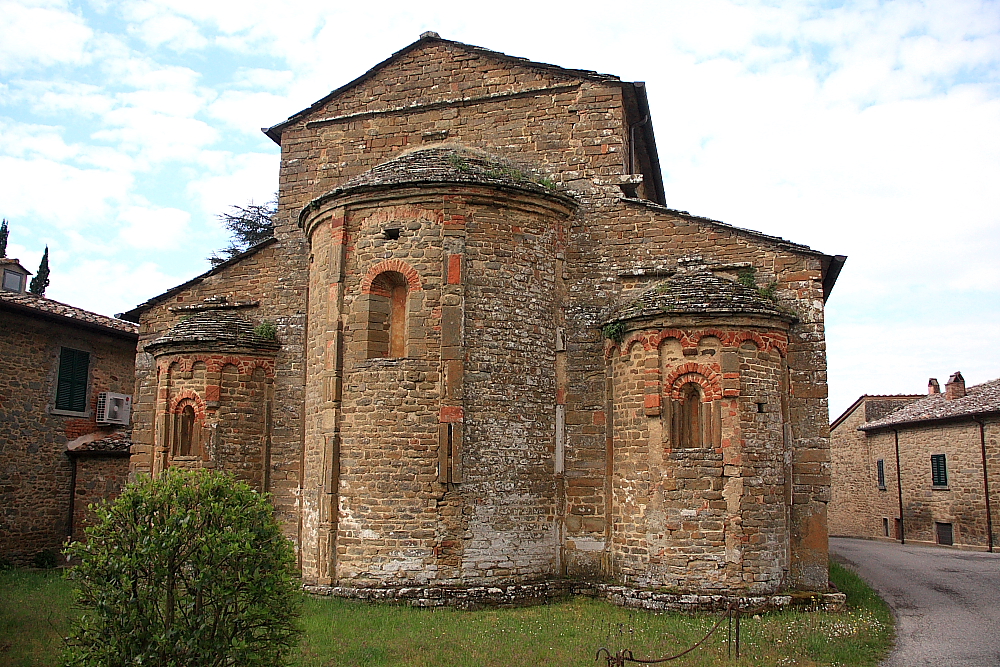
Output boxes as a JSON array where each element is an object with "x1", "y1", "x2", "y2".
[
  {"x1": 0, "y1": 290, "x2": 138, "y2": 340},
  {"x1": 263, "y1": 32, "x2": 623, "y2": 145},
  {"x1": 830, "y1": 394, "x2": 923, "y2": 431},
  {"x1": 622, "y1": 198, "x2": 847, "y2": 300},
  {"x1": 861, "y1": 377, "x2": 1000, "y2": 431}
]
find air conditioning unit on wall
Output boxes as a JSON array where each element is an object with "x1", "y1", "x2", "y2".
[{"x1": 96, "y1": 392, "x2": 132, "y2": 425}]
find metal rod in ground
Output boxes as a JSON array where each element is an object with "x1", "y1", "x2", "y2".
[{"x1": 735, "y1": 609, "x2": 741, "y2": 659}]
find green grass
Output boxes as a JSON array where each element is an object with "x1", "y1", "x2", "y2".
[{"x1": 1, "y1": 562, "x2": 892, "y2": 667}]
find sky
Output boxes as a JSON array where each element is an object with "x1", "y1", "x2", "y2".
[{"x1": 1, "y1": 0, "x2": 998, "y2": 418}]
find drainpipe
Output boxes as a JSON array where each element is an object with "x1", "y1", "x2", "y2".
[
  {"x1": 894, "y1": 429, "x2": 905, "y2": 544},
  {"x1": 974, "y1": 416, "x2": 994, "y2": 553}
]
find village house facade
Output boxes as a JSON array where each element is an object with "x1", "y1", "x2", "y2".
[
  {"x1": 0, "y1": 263, "x2": 137, "y2": 565},
  {"x1": 830, "y1": 373, "x2": 999, "y2": 551},
  {"x1": 121, "y1": 34, "x2": 845, "y2": 601}
]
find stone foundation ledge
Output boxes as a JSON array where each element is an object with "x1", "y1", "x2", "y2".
[
  {"x1": 303, "y1": 580, "x2": 846, "y2": 613},
  {"x1": 302, "y1": 580, "x2": 574, "y2": 610},
  {"x1": 587, "y1": 584, "x2": 846, "y2": 613}
]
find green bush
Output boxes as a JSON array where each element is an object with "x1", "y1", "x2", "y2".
[{"x1": 63, "y1": 469, "x2": 301, "y2": 667}]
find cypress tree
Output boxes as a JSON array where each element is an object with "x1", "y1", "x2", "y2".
[
  {"x1": 29, "y1": 246, "x2": 50, "y2": 296},
  {"x1": 0, "y1": 219, "x2": 8, "y2": 258}
]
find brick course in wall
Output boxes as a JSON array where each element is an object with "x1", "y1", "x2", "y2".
[{"x1": 124, "y1": 34, "x2": 843, "y2": 597}]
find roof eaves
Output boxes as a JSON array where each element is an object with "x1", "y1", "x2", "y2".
[
  {"x1": 861, "y1": 408, "x2": 1000, "y2": 432},
  {"x1": 117, "y1": 237, "x2": 278, "y2": 322},
  {"x1": 0, "y1": 296, "x2": 138, "y2": 341}
]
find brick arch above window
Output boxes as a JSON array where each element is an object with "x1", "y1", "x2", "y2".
[
  {"x1": 168, "y1": 390, "x2": 208, "y2": 422},
  {"x1": 360, "y1": 259, "x2": 422, "y2": 294},
  {"x1": 663, "y1": 363, "x2": 723, "y2": 401}
]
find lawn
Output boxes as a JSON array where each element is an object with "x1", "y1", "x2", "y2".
[{"x1": 1, "y1": 561, "x2": 892, "y2": 667}]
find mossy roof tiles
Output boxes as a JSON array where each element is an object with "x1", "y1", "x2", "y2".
[
  {"x1": 605, "y1": 269, "x2": 791, "y2": 324},
  {"x1": 146, "y1": 309, "x2": 280, "y2": 353}
]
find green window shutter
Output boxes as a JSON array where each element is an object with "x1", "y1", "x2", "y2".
[
  {"x1": 931, "y1": 454, "x2": 948, "y2": 487},
  {"x1": 56, "y1": 347, "x2": 90, "y2": 412}
]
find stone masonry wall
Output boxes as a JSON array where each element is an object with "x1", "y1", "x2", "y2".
[
  {"x1": 267, "y1": 36, "x2": 832, "y2": 589},
  {"x1": 571, "y1": 200, "x2": 831, "y2": 589},
  {"x1": 70, "y1": 454, "x2": 130, "y2": 543},
  {"x1": 870, "y1": 420, "x2": 999, "y2": 548},
  {"x1": 130, "y1": 240, "x2": 305, "y2": 547},
  {"x1": 0, "y1": 310, "x2": 135, "y2": 564},
  {"x1": 608, "y1": 320, "x2": 790, "y2": 593}
]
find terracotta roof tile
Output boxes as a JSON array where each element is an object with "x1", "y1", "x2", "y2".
[
  {"x1": 861, "y1": 377, "x2": 1000, "y2": 430},
  {"x1": 0, "y1": 291, "x2": 138, "y2": 336}
]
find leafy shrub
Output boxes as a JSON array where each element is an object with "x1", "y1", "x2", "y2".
[{"x1": 63, "y1": 469, "x2": 301, "y2": 667}]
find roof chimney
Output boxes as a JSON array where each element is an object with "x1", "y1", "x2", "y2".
[
  {"x1": 928, "y1": 378, "x2": 940, "y2": 395},
  {"x1": 945, "y1": 372, "x2": 966, "y2": 400}
]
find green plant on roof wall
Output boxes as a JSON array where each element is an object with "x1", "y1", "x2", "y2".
[
  {"x1": 737, "y1": 266, "x2": 778, "y2": 303},
  {"x1": 602, "y1": 321, "x2": 627, "y2": 344},
  {"x1": 254, "y1": 320, "x2": 278, "y2": 340}
]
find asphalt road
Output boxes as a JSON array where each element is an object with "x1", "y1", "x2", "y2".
[{"x1": 830, "y1": 537, "x2": 1000, "y2": 667}]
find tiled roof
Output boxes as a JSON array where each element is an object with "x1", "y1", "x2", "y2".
[
  {"x1": 861, "y1": 377, "x2": 1000, "y2": 430},
  {"x1": 66, "y1": 430, "x2": 132, "y2": 454},
  {"x1": 604, "y1": 267, "x2": 792, "y2": 324},
  {"x1": 302, "y1": 148, "x2": 571, "y2": 221},
  {"x1": 145, "y1": 309, "x2": 280, "y2": 354},
  {"x1": 0, "y1": 290, "x2": 138, "y2": 337}
]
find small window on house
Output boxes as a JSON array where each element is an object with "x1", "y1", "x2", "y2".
[
  {"x1": 931, "y1": 454, "x2": 948, "y2": 487},
  {"x1": 55, "y1": 347, "x2": 90, "y2": 412},
  {"x1": 883, "y1": 517, "x2": 890, "y2": 537},
  {"x1": 3, "y1": 269, "x2": 24, "y2": 292},
  {"x1": 366, "y1": 271, "x2": 408, "y2": 359},
  {"x1": 876, "y1": 459, "x2": 886, "y2": 489}
]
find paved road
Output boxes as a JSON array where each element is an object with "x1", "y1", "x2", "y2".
[{"x1": 830, "y1": 537, "x2": 1000, "y2": 667}]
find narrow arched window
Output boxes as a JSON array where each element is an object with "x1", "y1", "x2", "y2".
[
  {"x1": 178, "y1": 405, "x2": 195, "y2": 456},
  {"x1": 367, "y1": 271, "x2": 408, "y2": 358},
  {"x1": 678, "y1": 383, "x2": 703, "y2": 448}
]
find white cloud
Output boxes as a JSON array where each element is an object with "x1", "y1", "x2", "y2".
[
  {"x1": 0, "y1": 155, "x2": 132, "y2": 228},
  {"x1": 45, "y1": 257, "x2": 190, "y2": 317},
  {"x1": 0, "y1": 0, "x2": 93, "y2": 71},
  {"x1": 186, "y1": 151, "x2": 278, "y2": 221},
  {"x1": 117, "y1": 204, "x2": 191, "y2": 249}
]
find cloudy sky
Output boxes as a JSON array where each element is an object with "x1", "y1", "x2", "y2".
[{"x1": 2, "y1": 0, "x2": 998, "y2": 417}]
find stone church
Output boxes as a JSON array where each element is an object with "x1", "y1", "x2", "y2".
[{"x1": 122, "y1": 33, "x2": 845, "y2": 601}]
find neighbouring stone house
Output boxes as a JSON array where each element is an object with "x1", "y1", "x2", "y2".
[
  {"x1": 0, "y1": 269, "x2": 138, "y2": 565},
  {"x1": 830, "y1": 373, "x2": 999, "y2": 551},
  {"x1": 120, "y1": 33, "x2": 845, "y2": 602}
]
